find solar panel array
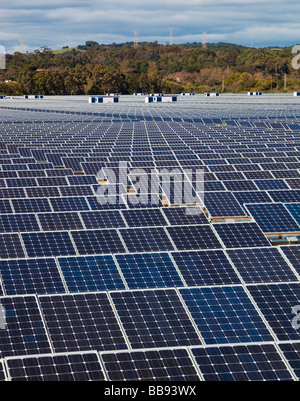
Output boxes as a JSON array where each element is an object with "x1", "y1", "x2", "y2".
[{"x1": 0, "y1": 94, "x2": 300, "y2": 381}]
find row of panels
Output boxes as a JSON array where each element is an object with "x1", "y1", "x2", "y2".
[
  {"x1": 1, "y1": 342, "x2": 300, "y2": 381},
  {"x1": 0, "y1": 246, "x2": 299, "y2": 296},
  {"x1": 0, "y1": 284, "x2": 300, "y2": 360}
]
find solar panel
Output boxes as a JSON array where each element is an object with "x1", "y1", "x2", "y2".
[
  {"x1": 22, "y1": 231, "x2": 76, "y2": 257},
  {"x1": 49, "y1": 197, "x2": 90, "y2": 212},
  {"x1": 79, "y1": 211, "x2": 126, "y2": 229},
  {"x1": 191, "y1": 344, "x2": 294, "y2": 381},
  {"x1": 268, "y1": 190, "x2": 300, "y2": 203},
  {"x1": 248, "y1": 283, "x2": 300, "y2": 341},
  {"x1": 6, "y1": 352, "x2": 106, "y2": 381},
  {"x1": 0, "y1": 214, "x2": 40, "y2": 233},
  {"x1": 59, "y1": 185, "x2": 95, "y2": 197},
  {"x1": 110, "y1": 289, "x2": 202, "y2": 349},
  {"x1": 232, "y1": 191, "x2": 273, "y2": 210},
  {"x1": 25, "y1": 186, "x2": 61, "y2": 198},
  {"x1": 38, "y1": 293, "x2": 128, "y2": 352},
  {"x1": 71, "y1": 229, "x2": 126, "y2": 255},
  {"x1": 180, "y1": 286, "x2": 273, "y2": 345},
  {"x1": 280, "y1": 245, "x2": 300, "y2": 275},
  {"x1": 167, "y1": 225, "x2": 222, "y2": 251},
  {"x1": 284, "y1": 203, "x2": 300, "y2": 225},
  {"x1": 121, "y1": 209, "x2": 167, "y2": 227},
  {"x1": 0, "y1": 234, "x2": 26, "y2": 259},
  {"x1": 162, "y1": 207, "x2": 208, "y2": 225},
  {"x1": 11, "y1": 198, "x2": 52, "y2": 214},
  {"x1": 254, "y1": 179, "x2": 289, "y2": 191},
  {"x1": 101, "y1": 348, "x2": 201, "y2": 381},
  {"x1": 203, "y1": 192, "x2": 247, "y2": 218},
  {"x1": 0, "y1": 360, "x2": 6, "y2": 381},
  {"x1": 57, "y1": 255, "x2": 126, "y2": 292},
  {"x1": 115, "y1": 252, "x2": 183, "y2": 289},
  {"x1": 0, "y1": 257, "x2": 66, "y2": 296},
  {"x1": 245, "y1": 203, "x2": 300, "y2": 233},
  {"x1": 278, "y1": 343, "x2": 300, "y2": 380},
  {"x1": 119, "y1": 227, "x2": 174, "y2": 253},
  {"x1": 213, "y1": 222, "x2": 271, "y2": 248},
  {"x1": 171, "y1": 250, "x2": 241, "y2": 287},
  {"x1": 0, "y1": 295, "x2": 52, "y2": 358},
  {"x1": 226, "y1": 247, "x2": 298, "y2": 284},
  {"x1": 0, "y1": 199, "x2": 13, "y2": 214}
]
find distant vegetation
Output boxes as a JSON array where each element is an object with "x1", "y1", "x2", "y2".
[{"x1": 0, "y1": 40, "x2": 299, "y2": 96}]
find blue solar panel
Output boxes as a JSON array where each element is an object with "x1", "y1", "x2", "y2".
[
  {"x1": 6, "y1": 352, "x2": 106, "y2": 381},
  {"x1": 79, "y1": 211, "x2": 126, "y2": 229},
  {"x1": 167, "y1": 225, "x2": 222, "y2": 250},
  {"x1": 180, "y1": 286, "x2": 274, "y2": 345},
  {"x1": 171, "y1": 250, "x2": 241, "y2": 287},
  {"x1": 115, "y1": 253, "x2": 183, "y2": 289},
  {"x1": 22, "y1": 231, "x2": 76, "y2": 257},
  {"x1": 248, "y1": 283, "x2": 300, "y2": 341},
  {"x1": 192, "y1": 344, "x2": 294, "y2": 381},
  {"x1": 0, "y1": 234, "x2": 26, "y2": 259},
  {"x1": 0, "y1": 258, "x2": 66, "y2": 296},
  {"x1": 0, "y1": 296, "x2": 52, "y2": 358},
  {"x1": 57, "y1": 255, "x2": 126, "y2": 292},
  {"x1": 49, "y1": 197, "x2": 90, "y2": 212},
  {"x1": 71, "y1": 229, "x2": 126, "y2": 255},
  {"x1": 101, "y1": 348, "x2": 201, "y2": 381},
  {"x1": 121, "y1": 209, "x2": 168, "y2": 227},
  {"x1": 119, "y1": 227, "x2": 174, "y2": 253},
  {"x1": 39, "y1": 293, "x2": 128, "y2": 352},
  {"x1": 279, "y1": 343, "x2": 300, "y2": 380},
  {"x1": 226, "y1": 247, "x2": 298, "y2": 284},
  {"x1": 110, "y1": 289, "x2": 202, "y2": 349},
  {"x1": 285, "y1": 203, "x2": 300, "y2": 225},
  {"x1": 203, "y1": 192, "x2": 247, "y2": 218},
  {"x1": 11, "y1": 198, "x2": 52, "y2": 214},
  {"x1": 245, "y1": 203, "x2": 300, "y2": 233}
]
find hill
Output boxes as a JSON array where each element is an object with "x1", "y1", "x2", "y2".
[{"x1": 0, "y1": 41, "x2": 299, "y2": 95}]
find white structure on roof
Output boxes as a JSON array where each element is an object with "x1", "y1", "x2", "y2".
[
  {"x1": 205, "y1": 92, "x2": 219, "y2": 97},
  {"x1": 0, "y1": 95, "x2": 5, "y2": 99},
  {"x1": 89, "y1": 96, "x2": 119, "y2": 104},
  {"x1": 181, "y1": 93, "x2": 195, "y2": 96},
  {"x1": 134, "y1": 93, "x2": 147, "y2": 96},
  {"x1": 248, "y1": 91, "x2": 262, "y2": 96},
  {"x1": 106, "y1": 93, "x2": 119, "y2": 96},
  {"x1": 149, "y1": 93, "x2": 164, "y2": 97},
  {"x1": 294, "y1": 92, "x2": 300, "y2": 96},
  {"x1": 24, "y1": 95, "x2": 43, "y2": 99},
  {"x1": 145, "y1": 95, "x2": 177, "y2": 103}
]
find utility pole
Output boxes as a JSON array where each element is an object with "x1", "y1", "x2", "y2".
[
  {"x1": 203, "y1": 32, "x2": 207, "y2": 49},
  {"x1": 133, "y1": 31, "x2": 139, "y2": 49},
  {"x1": 19, "y1": 39, "x2": 25, "y2": 53},
  {"x1": 169, "y1": 28, "x2": 173, "y2": 46}
]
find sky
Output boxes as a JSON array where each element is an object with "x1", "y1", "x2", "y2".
[{"x1": 1, "y1": 0, "x2": 300, "y2": 53}]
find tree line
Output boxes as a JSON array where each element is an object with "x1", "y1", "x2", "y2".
[{"x1": 0, "y1": 42, "x2": 299, "y2": 96}]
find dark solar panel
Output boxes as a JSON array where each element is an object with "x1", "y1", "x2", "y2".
[
  {"x1": 203, "y1": 192, "x2": 247, "y2": 218},
  {"x1": 162, "y1": 207, "x2": 208, "y2": 225},
  {"x1": 71, "y1": 229, "x2": 126, "y2": 255},
  {"x1": 57, "y1": 255, "x2": 126, "y2": 292},
  {"x1": 279, "y1": 343, "x2": 300, "y2": 380},
  {"x1": 101, "y1": 348, "x2": 201, "y2": 381},
  {"x1": 192, "y1": 344, "x2": 294, "y2": 381},
  {"x1": 39, "y1": 293, "x2": 128, "y2": 352},
  {"x1": 115, "y1": 252, "x2": 183, "y2": 289},
  {"x1": 0, "y1": 296, "x2": 52, "y2": 358},
  {"x1": 49, "y1": 197, "x2": 90, "y2": 212},
  {"x1": 110, "y1": 289, "x2": 202, "y2": 349},
  {"x1": 213, "y1": 222, "x2": 271, "y2": 248},
  {"x1": 167, "y1": 225, "x2": 222, "y2": 251},
  {"x1": 248, "y1": 283, "x2": 300, "y2": 341},
  {"x1": 172, "y1": 250, "x2": 241, "y2": 286},
  {"x1": 0, "y1": 214, "x2": 40, "y2": 233},
  {"x1": 6, "y1": 352, "x2": 106, "y2": 381},
  {"x1": 37, "y1": 212, "x2": 84, "y2": 231},
  {"x1": 11, "y1": 198, "x2": 52, "y2": 214},
  {"x1": 119, "y1": 227, "x2": 174, "y2": 253},
  {"x1": 22, "y1": 231, "x2": 76, "y2": 257},
  {"x1": 180, "y1": 286, "x2": 273, "y2": 345},
  {"x1": 79, "y1": 211, "x2": 126, "y2": 229},
  {"x1": 0, "y1": 234, "x2": 25, "y2": 259},
  {"x1": 121, "y1": 209, "x2": 167, "y2": 227},
  {"x1": 226, "y1": 247, "x2": 297, "y2": 284}
]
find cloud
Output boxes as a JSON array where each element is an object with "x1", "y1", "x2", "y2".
[{"x1": 1, "y1": 0, "x2": 299, "y2": 52}]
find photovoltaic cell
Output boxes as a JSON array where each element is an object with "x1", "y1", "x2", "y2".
[
  {"x1": 110, "y1": 289, "x2": 202, "y2": 349},
  {"x1": 245, "y1": 203, "x2": 300, "y2": 233},
  {"x1": 0, "y1": 214, "x2": 40, "y2": 233},
  {"x1": 191, "y1": 344, "x2": 294, "y2": 381},
  {"x1": 0, "y1": 296, "x2": 52, "y2": 358},
  {"x1": 6, "y1": 352, "x2": 106, "y2": 381},
  {"x1": 180, "y1": 286, "x2": 273, "y2": 345},
  {"x1": 71, "y1": 229, "x2": 126, "y2": 255},
  {"x1": 284, "y1": 203, "x2": 300, "y2": 225},
  {"x1": 115, "y1": 252, "x2": 183, "y2": 289},
  {"x1": 22, "y1": 232, "x2": 76, "y2": 258},
  {"x1": 279, "y1": 343, "x2": 300, "y2": 380},
  {"x1": 0, "y1": 258, "x2": 66, "y2": 296},
  {"x1": 37, "y1": 212, "x2": 84, "y2": 231},
  {"x1": 121, "y1": 209, "x2": 168, "y2": 227},
  {"x1": 39, "y1": 293, "x2": 128, "y2": 352},
  {"x1": 203, "y1": 192, "x2": 247, "y2": 218},
  {"x1": 119, "y1": 227, "x2": 174, "y2": 253},
  {"x1": 226, "y1": 247, "x2": 298, "y2": 284},
  {"x1": 171, "y1": 250, "x2": 241, "y2": 287},
  {"x1": 57, "y1": 255, "x2": 126, "y2": 292},
  {"x1": 79, "y1": 211, "x2": 126, "y2": 229},
  {"x1": 0, "y1": 234, "x2": 25, "y2": 259},
  {"x1": 11, "y1": 198, "x2": 52, "y2": 214},
  {"x1": 162, "y1": 207, "x2": 208, "y2": 226},
  {"x1": 167, "y1": 225, "x2": 222, "y2": 251},
  {"x1": 213, "y1": 222, "x2": 271, "y2": 249},
  {"x1": 280, "y1": 245, "x2": 300, "y2": 275},
  {"x1": 49, "y1": 197, "x2": 90, "y2": 212},
  {"x1": 101, "y1": 348, "x2": 201, "y2": 381},
  {"x1": 248, "y1": 283, "x2": 300, "y2": 341}
]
